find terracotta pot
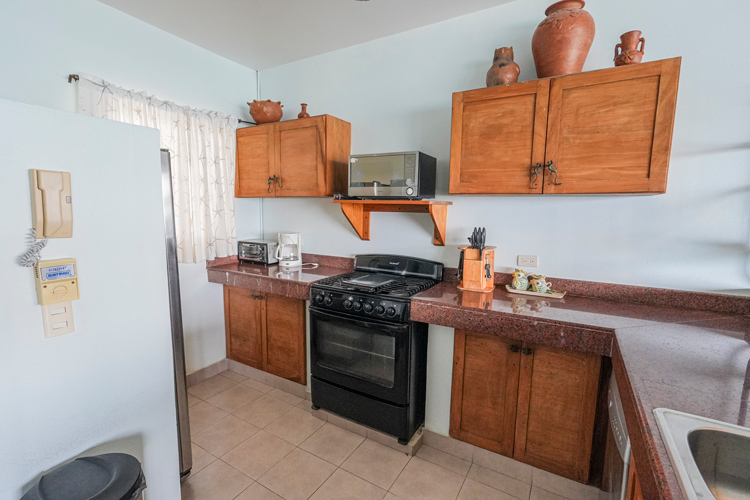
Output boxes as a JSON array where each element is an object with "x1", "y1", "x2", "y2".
[
  {"x1": 486, "y1": 47, "x2": 521, "y2": 87},
  {"x1": 298, "y1": 103, "x2": 310, "y2": 119},
  {"x1": 248, "y1": 100, "x2": 283, "y2": 124},
  {"x1": 614, "y1": 30, "x2": 645, "y2": 66},
  {"x1": 531, "y1": 0, "x2": 595, "y2": 78}
]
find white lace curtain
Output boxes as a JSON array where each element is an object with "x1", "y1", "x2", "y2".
[{"x1": 76, "y1": 74, "x2": 237, "y2": 263}]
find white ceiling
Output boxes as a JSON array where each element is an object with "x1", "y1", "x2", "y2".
[{"x1": 98, "y1": 0, "x2": 514, "y2": 70}]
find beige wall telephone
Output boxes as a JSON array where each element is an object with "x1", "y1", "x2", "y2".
[{"x1": 30, "y1": 169, "x2": 73, "y2": 238}]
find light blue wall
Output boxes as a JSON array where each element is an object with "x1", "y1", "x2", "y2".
[
  {"x1": 0, "y1": 0, "x2": 261, "y2": 374},
  {"x1": 255, "y1": 0, "x2": 750, "y2": 293},
  {"x1": 0, "y1": 98, "x2": 180, "y2": 500}
]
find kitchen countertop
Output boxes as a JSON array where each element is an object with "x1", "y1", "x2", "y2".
[{"x1": 207, "y1": 262, "x2": 749, "y2": 500}]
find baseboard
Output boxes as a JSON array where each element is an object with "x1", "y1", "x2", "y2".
[
  {"x1": 186, "y1": 359, "x2": 229, "y2": 387},
  {"x1": 226, "y1": 359, "x2": 307, "y2": 399}
]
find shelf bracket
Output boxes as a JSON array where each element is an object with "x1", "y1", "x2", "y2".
[
  {"x1": 428, "y1": 204, "x2": 448, "y2": 246},
  {"x1": 340, "y1": 202, "x2": 370, "y2": 240}
]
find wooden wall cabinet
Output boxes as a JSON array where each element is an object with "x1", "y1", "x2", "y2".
[
  {"x1": 235, "y1": 114, "x2": 351, "y2": 198},
  {"x1": 224, "y1": 285, "x2": 306, "y2": 384},
  {"x1": 450, "y1": 329, "x2": 601, "y2": 483},
  {"x1": 449, "y1": 58, "x2": 681, "y2": 195}
]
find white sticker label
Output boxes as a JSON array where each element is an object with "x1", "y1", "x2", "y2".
[{"x1": 40, "y1": 264, "x2": 76, "y2": 282}]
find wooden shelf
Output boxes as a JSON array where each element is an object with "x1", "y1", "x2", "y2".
[{"x1": 333, "y1": 199, "x2": 452, "y2": 246}]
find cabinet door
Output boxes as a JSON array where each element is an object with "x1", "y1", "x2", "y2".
[
  {"x1": 224, "y1": 286, "x2": 264, "y2": 369},
  {"x1": 275, "y1": 116, "x2": 326, "y2": 197},
  {"x1": 625, "y1": 452, "x2": 644, "y2": 500},
  {"x1": 514, "y1": 343, "x2": 601, "y2": 483},
  {"x1": 543, "y1": 58, "x2": 681, "y2": 194},
  {"x1": 450, "y1": 330, "x2": 521, "y2": 456},
  {"x1": 236, "y1": 126, "x2": 276, "y2": 197},
  {"x1": 264, "y1": 294, "x2": 306, "y2": 384},
  {"x1": 449, "y1": 80, "x2": 550, "y2": 194}
]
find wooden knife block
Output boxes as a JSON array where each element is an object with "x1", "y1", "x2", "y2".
[{"x1": 458, "y1": 246, "x2": 496, "y2": 292}]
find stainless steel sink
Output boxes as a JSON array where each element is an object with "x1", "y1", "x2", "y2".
[{"x1": 654, "y1": 409, "x2": 750, "y2": 500}]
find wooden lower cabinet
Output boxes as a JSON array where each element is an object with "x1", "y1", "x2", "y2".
[
  {"x1": 450, "y1": 329, "x2": 601, "y2": 483},
  {"x1": 224, "y1": 286, "x2": 306, "y2": 384},
  {"x1": 626, "y1": 452, "x2": 644, "y2": 500}
]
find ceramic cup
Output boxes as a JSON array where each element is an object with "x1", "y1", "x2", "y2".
[
  {"x1": 512, "y1": 269, "x2": 530, "y2": 290},
  {"x1": 530, "y1": 277, "x2": 553, "y2": 293}
]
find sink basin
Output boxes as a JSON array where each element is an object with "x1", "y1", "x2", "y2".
[{"x1": 654, "y1": 409, "x2": 750, "y2": 500}]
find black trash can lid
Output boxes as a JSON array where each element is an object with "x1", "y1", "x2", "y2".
[{"x1": 22, "y1": 453, "x2": 143, "y2": 500}]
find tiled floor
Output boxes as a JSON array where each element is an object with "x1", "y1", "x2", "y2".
[{"x1": 181, "y1": 371, "x2": 600, "y2": 500}]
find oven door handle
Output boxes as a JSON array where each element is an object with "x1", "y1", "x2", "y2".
[{"x1": 310, "y1": 308, "x2": 410, "y2": 334}]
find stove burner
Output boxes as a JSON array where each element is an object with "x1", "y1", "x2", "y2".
[{"x1": 315, "y1": 272, "x2": 438, "y2": 298}]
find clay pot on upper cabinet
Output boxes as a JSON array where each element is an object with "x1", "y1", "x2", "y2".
[
  {"x1": 298, "y1": 103, "x2": 310, "y2": 119},
  {"x1": 248, "y1": 100, "x2": 283, "y2": 124},
  {"x1": 614, "y1": 30, "x2": 645, "y2": 66},
  {"x1": 531, "y1": 0, "x2": 595, "y2": 78},
  {"x1": 486, "y1": 47, "x2": 521, "y2": 87}
]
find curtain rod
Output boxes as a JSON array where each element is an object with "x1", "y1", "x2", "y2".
[{"x1": 67, "y1": 73, "x2": 256, "y2": 125}]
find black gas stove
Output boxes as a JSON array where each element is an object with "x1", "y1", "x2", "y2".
[{"x1": 309, "y1": 255, "x2": 443, "y2": 444}]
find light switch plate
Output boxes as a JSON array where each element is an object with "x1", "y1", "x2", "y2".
[
  {"x1": 42, "y1": 301, "x2": 75, "y2": 337},
  {"x1": 517, "y1": 255, "x2": 539, "y2": 267}
]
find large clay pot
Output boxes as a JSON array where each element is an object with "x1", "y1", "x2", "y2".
[
  {"x1": 248, "y1": 99, "x2": 283, "y2": 124},
  {"x1": 614, "y1": 30, "x2": 645, "y2": 66},
  {"x1": 531, "y1": 0, "x2": 595, "y2": 78}
]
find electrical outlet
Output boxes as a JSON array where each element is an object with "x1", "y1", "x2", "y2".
[{"x1": 517, "y1": 255, "x2": 539, "y2": 268}]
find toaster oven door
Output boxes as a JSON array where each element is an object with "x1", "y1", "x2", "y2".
[
  {"x1": 238, "y1": 242, "x2": 266, "y2": 263},
  {"x1": 348, "y1": 153, "x2": 417, "y2": 198}
]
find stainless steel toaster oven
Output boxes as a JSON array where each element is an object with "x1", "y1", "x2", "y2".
[
  {"x1": 238, "y1": 240, "x2": 278, "y2": 265},
  {"x1": 348, "y1": 151, "x2": 436, "y2": 199}
]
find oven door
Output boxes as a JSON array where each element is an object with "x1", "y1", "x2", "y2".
[{"x1": 310, "y1": 307, "x2": 410, "y2": 405}]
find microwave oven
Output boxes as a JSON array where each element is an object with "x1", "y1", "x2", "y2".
[
  {"x1": 238, "y1": 240, "x2": 278, "y2": 265},
  {"x1": 347, "y1": 151, "x2": 436, "y2": 199}
]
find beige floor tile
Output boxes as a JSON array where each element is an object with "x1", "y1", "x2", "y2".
[
  {"x1": 416, "y1": 445, "x2": 471, "y2": 476},
  {"x1": 468, "y1": 464, "x2": 531, "y2": 500},
  {"x1": 188, "y1": 401, "x2": 229, "y2": 435},
  {"x1": 310, "y1": 468, "x2": 387, "y2": 500},
  {"x1": 267, "y1": 387, "x2": 304, "y2": 406},
  {"x1": 180, "y1": 460, "x2": 252, "y2": 500},
  {"x1": 242, "y1": 378, "x2": 275, "y2": 393},
  {"x1": 233, "y1": 395, "x2": 294, "y2": 428},
  {"x1": 530, "y1": 486, "x2": 568, "y2": 500},
  {"x1": 423, "y1": 430, "x2": 475, "y2": 462},
  {"x1": 188, "y1": 374, "x2": 237, "y2": 400},
  {"x1": 300, "y1": 423, "x2": 366, "y2": 466},
  {"x1": 222, "y1": 430, "x2": 296, "y2": 480},
  {"x1": 220, "y1": 370, "x2": 248, "y2": 383},
  {"x1": 207, "y1": 384, "x2": 264, "y2": 413},
  {"x1": 264, "y1": 407, "x2": 326, "y2": 446},
  {"x1": 192, "y1": 415, "x2": 259, "y2": 457},
  {"x1": 296, "y1": 399, "x2": 313, "y2": 412},
  {"x1": 190, "y1": 442, "x2": 217, "y2": 475},
  {"x1": 532, "y1": 469, "x2": 599, "y2": 500},
  {"x1": 458, "y1": 478, "x2": 518, "y2": 500},
  {"x1": 341, "y1": 439, "x2": 411, "y2": 490},
  {"x1": 258, "y1": 448, "x2": 336, "y2": 500},
  {"x1": 235, "y1": 482, "x2": 284, "y2": 500},
  {"x1": 187, "y1": 394, "x2": 202, "y2": 407},
  {"x1": 390, "y1": 456, "x2": 464, "y2": 500},
  {"x1": 472, "y1": 447, "x2": 533, "y2": 484},
  {"x1": 384, "y1": 495, "x2": 402, "y2": 500}
]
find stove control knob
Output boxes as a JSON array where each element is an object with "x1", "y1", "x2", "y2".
[
  {"x1": 353, "y1": 301, "x2": 362, "y2": 311},
  {"x1": 314, "y1": 294, "x2": 324, "y2": 304},
  {"x1": 386, "y1": 307, "x2": 397, "y2": 317},
  {"x1": 324, "y1": 296, "x2": 333, "y2": 306},
  {"x1": 376, "y1": 305, "x2": 386, "y2": 315},
  {"x1": 343, "y1": 299, "x2": 353, "y2": 310},
  {"x1": 363, "y1": 303, "x2": 373, "y2": 313}
]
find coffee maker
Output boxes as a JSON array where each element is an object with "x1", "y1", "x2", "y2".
[{"x1": 276, "y1": 233, "x2": 302, "y2": 268}]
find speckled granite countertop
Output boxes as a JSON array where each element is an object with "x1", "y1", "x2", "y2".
[
  {"x1": 206, "y1": 259, "x2": 749, "y2": 500},
  {"x1": 412, "y1": 282, "x2": 750, "y2": 500}
]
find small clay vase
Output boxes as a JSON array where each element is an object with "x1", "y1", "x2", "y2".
[
  {"x1": 614, "y1": 30, "x2": 645, "y2": 66},
  {"x1": 248, "y1": 100, "x2": 283, "y2": 124},
  {"x1": 486, "y1": 47, "x2": 521, "y2": 87},
  {"x1": 298, "y1": 103, "x2": 310, "y2": 119},
  {"x1": 531, "y1": 0, "x2": 595, "y2": 78}
]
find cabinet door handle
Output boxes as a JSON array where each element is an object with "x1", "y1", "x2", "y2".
[
  {"x1": 267, "y1": 177, "x2": 273, "y2": 193},
  {"x1": 273, "y1": 175, "x2": 283, "y2": 189},
  {"x1": 522, "y1": 347, "x2": 533, "y2": 356},
  {"x1": 510, "y1": 345, "x2": 521, "y2": 353},
  {"x1": 546, "y1": 161, "x2": 562, "y2": 186},
  {"x1": 530, "y1": 163, "x2": 543, "y2": 189},
  {"x1": 252, "y1": 294, "x2": 264, "y2": 300}
]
